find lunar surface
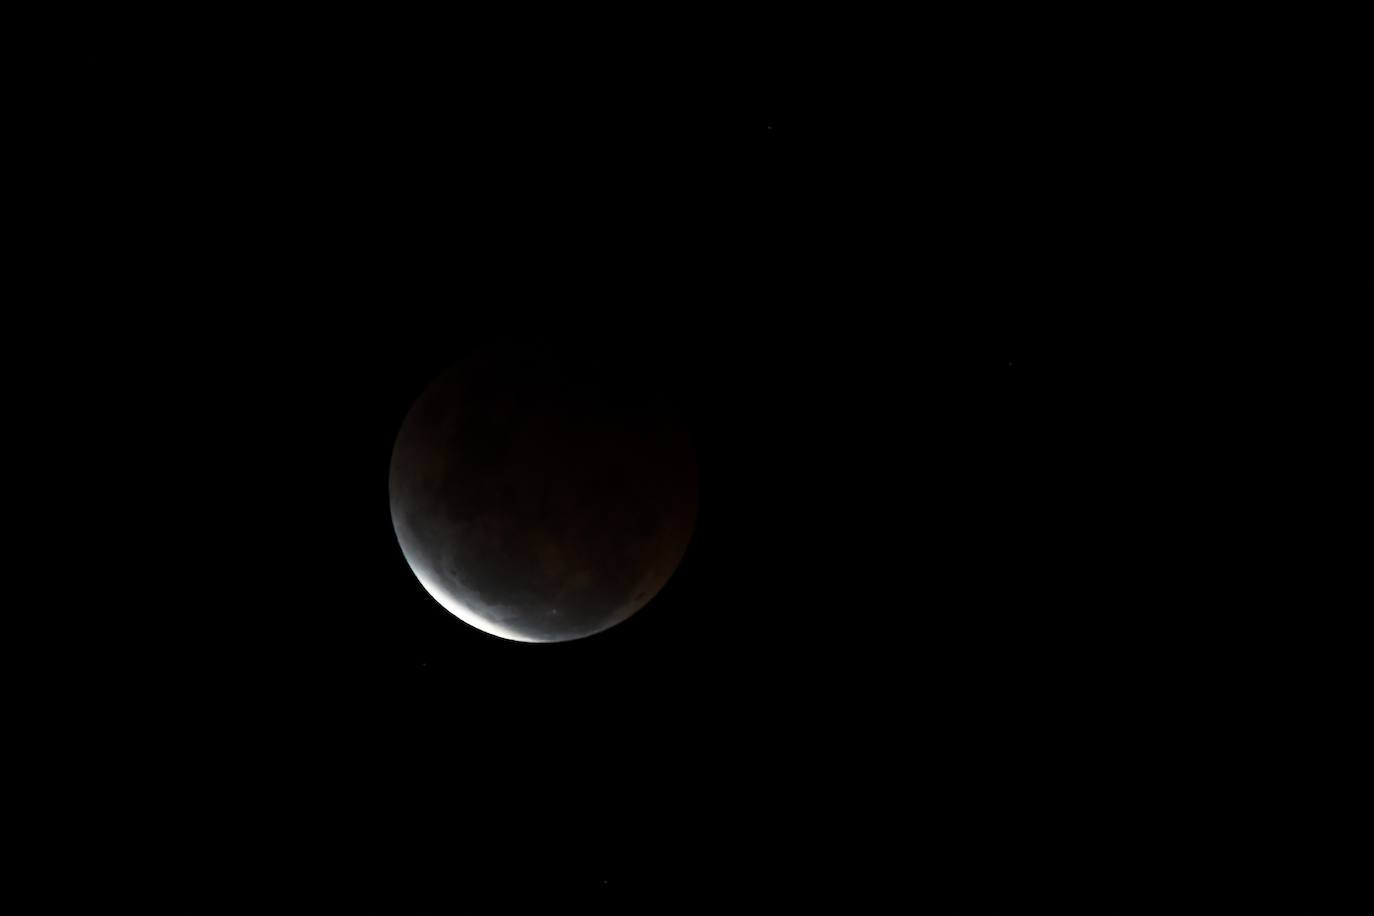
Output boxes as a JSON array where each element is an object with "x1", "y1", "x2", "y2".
[{"x1": 389, "y1": 347, "x2": 699, "y2": 642}]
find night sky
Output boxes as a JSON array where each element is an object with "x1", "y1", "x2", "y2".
[
  {"x1": 29, "y1": 10, "x2": 1356, "y2": 908},
  {"x1": 86, "y1": 45, "x2": 1155, "y2": 909},
  {"x1": 220, "y1": 112, "x2": 1064, "y2": 905}
]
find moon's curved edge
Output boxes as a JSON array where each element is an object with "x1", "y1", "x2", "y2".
[{"x1": 404, "y1": 552, "x2": 552, "y2": 643}]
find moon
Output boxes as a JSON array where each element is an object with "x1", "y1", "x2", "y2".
[{"x1": 389, "y1": 346, "x2": 699, "y2": 642}]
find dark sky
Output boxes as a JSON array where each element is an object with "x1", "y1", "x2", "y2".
[
  {"x1": 75, "y1": 40, "x2": 1160, "y2": 908},
  {"x1": 29, "y1": 11, "x2": 1357, "y2": 908},
  {"x1": 214, "y1": 111, "x2": 1068, "y2": 905}
]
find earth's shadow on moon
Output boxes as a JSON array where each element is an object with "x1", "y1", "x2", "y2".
[{"x1": 389, "y1": 341, "x2": 700, "y2": 644}]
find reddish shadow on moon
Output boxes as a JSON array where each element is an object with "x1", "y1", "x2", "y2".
[{"x1": 389, "y1": 345, "x2": 699, "y2": 642}]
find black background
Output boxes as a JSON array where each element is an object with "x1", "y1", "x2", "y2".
[
  {"x1": 42, "y1": 23, "x2": 1204, "y2": 909},
  {"x1": 219, "y1": 111, "x2": 1078, "y2": 904},
  {"x1": 18, "y1": 8, "x2": 1366, "y2": 909}
]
